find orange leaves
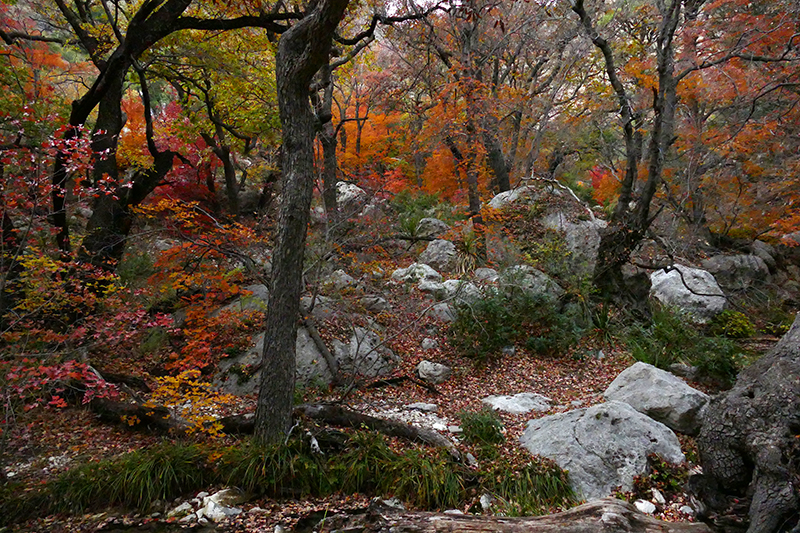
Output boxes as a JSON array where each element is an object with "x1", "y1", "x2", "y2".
[{"x1": 589, "y1": 167, "x2": 621, "y2": 207}]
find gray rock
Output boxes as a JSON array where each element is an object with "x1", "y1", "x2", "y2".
[
  {"x1": 603, "y1": 362, "x2": 709, "y2": 435},
  {"x1": 482, "y1": 393, "x2": 551, "y2": 415},
  {"x1": 419, "y1": 239, "x2": 457, "y2": 273},
  {"x1": 337, "y1": 182, "x2": 367, "y2": 213},
  {"x1": 215, "y1": 326, "x2": 334, "y2": 394},
  {"x1": 418, "y1": 279, "x2": 445, "y2": 294},
  {"x1": 416, "y1": 217, "x2": 451, "y2": 238},
  {"x1": 198, "y1": 489, "x2": 244, "y2": 522},
  {"x1": 701, "y1": 254, "x2": 769, "y2": 291},
  {"x1": 344, "y1": 327, "x2": 396, "y2": 377},
  {"x1": 473, "y1": 267, "x2": 499, "y2": 283},
  {"x1": 634, "y1": 500, "x2": 657, "y2": 514},
  {"x1": 750, "y1": 240, "x2": 776, "y2": 271},
  {"x1": 167, "y1": 502, "x2": 194, "y2": 518},
  {"x1": 391, "y1": 263, "x2": 443, "y2": 284},
  {"x1": 325, "y1": 269, "x2": 356, "y2": 290},
  {"x1": 421, "y1": 337, "x2": 439, "y2": 350},
  {"x1": 406, "y1": 402, "x2": 438, "y2": 412},
  {"x1": 519, "y1": 401, "x2": 684, "y2": 500},
  {"x1": 441, "y1": 279, "x2": 481, "y2": 304},
  {"x1": 300, "y1": 295, "x2": 337, "y2": 321},
  {"x1": 360, "y1": 295, "x2": 391, "y2": 313},
  {"x1": 488, "y1": 186, "x2": 539, "y2": 209},
  {"x1": 430, "y1": 302, "x2": 456, "y2": 323},
  {"x1": 650, "y1": 265, "x2": 727, "y2": 323},
  {"x1": 542, "y1": 212, "x2": 607, "y2": 278},
  {"x1": 416, "y1": 360, "x2": 452, "y2": 384},
  {"x1": 501, "y1": 265, "x2": 565, "y2": 300}
]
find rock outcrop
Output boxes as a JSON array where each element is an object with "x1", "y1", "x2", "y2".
[
  {"x1": 519, "y1": 401, "x2": 684, "y2": 500},
  {"x1": 650, "y1": 265, "x2": 727, "y2": 323},
  {"x1": 604, "y1": 362, "x2": 709, "y2": 435}
]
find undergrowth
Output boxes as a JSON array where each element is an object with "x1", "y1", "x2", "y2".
[
  {"x1": 0, "y1": 432, "x2": 575, "y2": 526},
  {"x1": 624, "y1": 305, "x2": 745, "y2": 386}
]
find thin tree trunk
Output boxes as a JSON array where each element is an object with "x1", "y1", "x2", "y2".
[{"x1": 254, "y1": 0, "x2": 351, "y2": 445}]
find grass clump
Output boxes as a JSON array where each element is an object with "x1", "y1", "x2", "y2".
[
  {"x1": 460, "y1": 408, "x2": 505, "y2": 447},
  {"x1": 1, "y1": 431, "x2": 576, "y2": 526},
  {"x1": 479, "y1": 455, "x2": 574, "y2": 516}
]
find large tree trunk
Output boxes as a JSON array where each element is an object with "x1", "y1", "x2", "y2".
[
  {"x1": 321, "y1": 498, "x2": 711, "y2": 533},
  {"x1": 695, "y1": 313, "x2": 800, "y2": 533},
  {"x1": 253, "y1": 0, "x2": 351, "y2": 445}
]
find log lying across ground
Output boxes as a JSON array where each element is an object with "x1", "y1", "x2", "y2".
[
  {"x1": 321, "y1": 498, "x2": 712, "y2": 533},
  {"x1": 91, "y1": 398, "x2": 459, "y2": 459}
]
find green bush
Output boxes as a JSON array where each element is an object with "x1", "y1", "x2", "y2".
[
  {"x1": 460, "y1": 408, "x2": 505, "y2": 447},
  {"x1": 449, "y1": 283, "x2": 585, "y2": 362},
  {"x1": 709, "y1": 310, "x2": 755, "y2": 338},
  {"x1": 625, "y1": 305, "x2": 743, "y2": 386}
]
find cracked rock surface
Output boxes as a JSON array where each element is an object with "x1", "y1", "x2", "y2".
[{"x1": 519, "y1": 401, "x2": 684, "y2": 500}]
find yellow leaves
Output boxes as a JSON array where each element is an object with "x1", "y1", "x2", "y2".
[
  {"x1": 121, "y1": 414, "x2": 141, "y2": 427},
  {"x1": 151, "y1": 370, "x2": 236, "y2": 438}
]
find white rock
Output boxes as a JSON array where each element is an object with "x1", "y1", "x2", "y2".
[
  {"x1": 167, "y1": 502, "x2": 194, "y2": 518},
  {"x1": 482, "y1": 393, "x2": 551, "y2": 415},
  {"x1": 651, "y1": 487, "x2": 666, "y2": 505},
  {"x1": 634, "y1": 500, "x2": 657, "y2": 514},
  {"x1": 416, "y1": 360, "x2": 452, "y2": 384}
]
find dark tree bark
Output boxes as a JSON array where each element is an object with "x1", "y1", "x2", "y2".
[
  {"x1": 571, "y1": 0, "x2": 679, "y2": 301},
  {"x1": 321, "y1": 498, "x2": 712, "y2": 533},
  {"x1": 253, "y1": 0, "x2": 351, "y2": 445},
  {"x1": 695, "y1": 313, "x2": 800, "y2": 533}
]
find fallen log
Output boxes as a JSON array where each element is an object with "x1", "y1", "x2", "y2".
[
  {"x1": 293, "y1": 403, "x2": 460, "y2": 460},
  {"x1": 92, "y1": 399, "x2": 459, "y2": 459},
  {"x1": 321, "y1": 498, "x2": 711, "y2": 533}
]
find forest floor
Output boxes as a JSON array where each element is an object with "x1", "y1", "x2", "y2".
[{"x1": 4, "y1": 324, "x2": 751, "y2": 533}]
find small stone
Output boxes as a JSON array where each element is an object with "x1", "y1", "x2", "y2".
[
  {"x1": 432, "y1": 423, "x2": 447, "y2": 431},
  {"x1": 448, "y1": 425, "x2": 463, "y2": 433},
  {"x1": 634, "y1": 500, "x2": 657, "y2": 514},
  {"x1": 443, "y1": 509, "x2": 464, "y2": 515},
  {"x1": 480, "y1": 494, "x2": 493, "y2": 511},
  {"x1": 465, "y1": 453, "x2": 478, "y2": 467},
  {"x1": 651, "y1": 488, "x2": 666, "y2": 505},
  {"x1": 679, "y1": 505, "x2": 695, "y2": 517},
  {"x1": 407, "y1": 402, "x2": 439, "y2": 412},
  {"x1": 168, "y1": 502, "x2": 194, "y2": 518},
  {"x1": 421, "y1": 337, "x2": 439, "y2": 350}
]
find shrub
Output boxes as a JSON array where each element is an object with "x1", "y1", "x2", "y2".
[
  {"x1": 709, "y1": 310, "x2": 755, "y2": 339},
  {"x1": 625, "y1": 305, "x2": 743, "y2": 386},
  {"x1": 449, "y1": 284, "x2": 585, "y2": 362}
]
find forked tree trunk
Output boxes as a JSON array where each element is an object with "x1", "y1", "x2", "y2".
[{"x1": 254, "y1": 0, "x2": 351, "y2": 445}]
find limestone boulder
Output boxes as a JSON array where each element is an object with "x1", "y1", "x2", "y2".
[
  {"x1": 416, "y1": 217, "x2": 451, "y2": 238},
  {"x1": 603, "y1": 362, "x2": 709, "y2": 435},
  {"x1": 542, "y1": 212, "x2": 607, "y2": 279},
  {"x1": 391, "y1": 263, "x2": 443, "y2": 284},
  {"x1": 501, "y1": 265, "x2": 565, "y2": 301},
  {"x1": 701, "y1": 254, "x2": 769, "y2": 291},
  {"x1": 482, "y1": 393, "x2": 551, "y2": 415},
  {"x1": 649, "y1": 265, "x2": 726, "y2": 323},
  {"x1": 419, "y1": 239, "x2": 457, "y2": 273},
  {"x1": 488, "y1": 186, "x2": 539, "y2": 209},
  {"x1": 442, "y1": 279, "x2": 482, "y2": 305},
  {"x1": 519, "y1": 401, "x2": 684, "y2": 501},
  {"x1": 416, "y1": 360, "x2": 452, "y2": 384}
]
